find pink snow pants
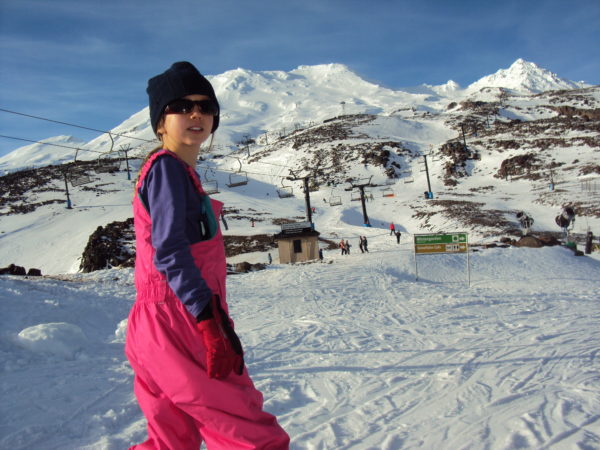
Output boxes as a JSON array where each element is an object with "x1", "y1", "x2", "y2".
[{"x1": 125, "y1": 296, "x2": 290, "y2": 450}]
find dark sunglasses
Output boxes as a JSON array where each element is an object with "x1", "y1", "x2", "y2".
[{"x1": 164, "y1": 98, "x2": 219, "y2": 116}]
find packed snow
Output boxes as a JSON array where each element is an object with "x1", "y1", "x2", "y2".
[
  {"x1": 1, "y1": 240, "x2": 599, "y2": 449},
  {"x1": 1, "y1": 59, "x2": 599, "y2": 449}
]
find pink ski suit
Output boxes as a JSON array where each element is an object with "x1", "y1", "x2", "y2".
[{"x1": 125, "y1": 150, "x2": 289, "y2": 449}]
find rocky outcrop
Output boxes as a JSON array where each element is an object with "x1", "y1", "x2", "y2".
[
  {"x1": 0, "y1": 264, "x2": 42, "y2": 276},
  {"x1": 79, "y1": 218, "x2": 136, "y2": 272}
]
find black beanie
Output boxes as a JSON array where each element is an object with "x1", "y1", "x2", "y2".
[{"x1": 147, "y1": 61, "x2": 220, "y2": 135}]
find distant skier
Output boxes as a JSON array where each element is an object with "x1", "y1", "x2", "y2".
[
  {"x1": 359, "y1": 237, "x2": 365, "y2": 253},
  {"x1": 362, "y1": 236, "x2": 369, "y2": 253},
  {"x1": 390, "y1": 222, "x2": 395, "y2": 235},
  {"x1": 395, "y1": 231, "x2": 401, "y2": 244},
  {"x1": 345, "y1": 240, "x2": 351, "y2": 254},
  {"x1": 340, "y1": 239, "x2": 346, "y2": 255}
]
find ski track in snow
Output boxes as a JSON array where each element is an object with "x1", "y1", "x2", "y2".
[{"x1": 1, "y1": 243, "x2": 600, "y2": 449}]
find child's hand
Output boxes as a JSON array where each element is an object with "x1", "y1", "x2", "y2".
[
  {"x1": 196, "y1": 295, "x2": 244, "y2": 378},
  {"x1": 196, "y1": 317, "x2": 239, "y2": 379}
]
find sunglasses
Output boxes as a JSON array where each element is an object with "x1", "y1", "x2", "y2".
[{"x1": 164, "y1": 98, "x2": 219, "y2": 116}]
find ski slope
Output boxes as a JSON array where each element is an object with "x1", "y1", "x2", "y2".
[{"x1": 1, "y1": 241, "x2": 599, "y2": 449}]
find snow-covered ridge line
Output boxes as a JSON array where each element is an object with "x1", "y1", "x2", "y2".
[{"x1": 0, "y1": 58, "x2": 589, "y2": 173}]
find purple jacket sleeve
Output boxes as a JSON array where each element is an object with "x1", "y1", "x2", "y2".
[{"x1": 140, "y1": 156, "x2": 212, "y2": 319}]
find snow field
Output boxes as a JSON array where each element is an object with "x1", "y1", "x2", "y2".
[{"x1": 1, "y1": 242, "x2": 599, "y2": 449}]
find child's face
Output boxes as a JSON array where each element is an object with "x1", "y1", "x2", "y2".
[{"x1": 158, "y1": 94, "x2": 215, "y2": 150}]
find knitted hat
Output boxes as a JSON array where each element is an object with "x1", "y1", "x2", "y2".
[{"x1": 147, "y1": 61, "x2": 220, "y2": 134}]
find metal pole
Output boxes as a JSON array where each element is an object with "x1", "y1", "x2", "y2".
[
  {"x1": 124, "y1": 148, "x2": 131, "y2": 180},
  {"x1": 466, "y1": 237, "x2": 471, "y2": 287},
  {"x1": 304, "y1": 177, "x2": 312, "y2": 225},
  {"x1": 359, "y1": 186, "x2": 370, "y2": 226},
  {"x1": 414, "y1": 237, "x2": 419, "y2": 281},
  {"x1": 63, "y1": 173, "x2": 72, "y2": 209},
  {"x1": 423, "y1": 155, "x2": 432, "y2": 196}
]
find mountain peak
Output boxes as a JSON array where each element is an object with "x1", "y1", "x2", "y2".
[{"x1": 468, "y1": 58, "x2": 588, "y2": 93}]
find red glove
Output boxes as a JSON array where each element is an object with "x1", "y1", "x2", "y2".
[{"x1": 196, "y1": 296, "x2": 244, "y2": 379}]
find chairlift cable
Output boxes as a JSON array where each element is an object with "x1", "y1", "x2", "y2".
[
  {"x1": 0, "y1": 108, "x2": 156, "y2": 144},
  {"x1": 0, "y1": 134, "x2": 104, "y2": 154}
]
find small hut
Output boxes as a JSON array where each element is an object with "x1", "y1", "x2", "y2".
[{"x1": 274, "y1": 222, "x2": 320, "y2": 264}]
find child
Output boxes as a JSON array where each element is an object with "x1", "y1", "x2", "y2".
[{"x1": 125, "y1": 61, "x2": 289, "y2": 449}]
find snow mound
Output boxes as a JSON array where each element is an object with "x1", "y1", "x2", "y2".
[
  {"x1": 112, "y1": 319, "x2": 128, "y2": 344},
  {"x1": 17, "y1": 322, "x2": 87, "y2": 359}
]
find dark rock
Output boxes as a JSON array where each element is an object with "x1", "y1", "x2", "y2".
[
  {"x1": 229, "y1": 261, "x2": 267, "y2": 274},
  {"x1": 0, "y1": 264, "x2": 27, "y2": 275},
  {"x1": 513, "y1": 236, "x2": 544, "y2": 248}
]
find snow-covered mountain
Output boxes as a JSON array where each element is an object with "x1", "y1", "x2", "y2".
[
  {"x1": 467, "y1": 58, "x2": 590, "y2": 93},
  {"x1": 2, "y1": 58, "x2": 592, "y2": 174},
  {"x1": 0, "y1": 135, "x2": 87, "y2": 172}
]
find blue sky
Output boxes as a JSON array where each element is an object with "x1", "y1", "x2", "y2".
[{"x1": 0, "y1": 0, "x2": 599, "y2": 158}]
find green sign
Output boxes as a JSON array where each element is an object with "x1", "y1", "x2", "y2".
[
  {"x1": 414, "y1": 233, "x2": 469, "y2": 254},
  {"x1": 414, "y1": 233, "x2": 468, "y2": 245}
]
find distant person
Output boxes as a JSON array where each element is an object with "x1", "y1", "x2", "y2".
[
  {"x1": 125, "y1": 61, "x2": 289, "y2": 450},
  {"x1": 345, "y1": 240, "x2": 351, "y2": 254},
  {"x1": 340, "y1": 239, "x2": 346, "y2": 255},
  {"x1": 390, "y1": 222, "x2": 395, "y2": 235},
  {"x1": 319, "y1": 248, "x2": 324, "y2": 260},
  {"x1": 268, "y1": 252, "x2": 273, "y2": 264},
  {"x1": 359, "y1": 237, "x2": 365, "y2": 253},
  {"x1": 395, "y1": 230, "x2": 401, "y2": 244},
  {"x1": 362, "y1": 236, "x2": 369, "y2": 253}
]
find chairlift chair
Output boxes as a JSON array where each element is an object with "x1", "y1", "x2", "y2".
[
  {"x1": 382, "y1": 188, "x2": 395, "y2": 197},
  {"x1": 329, "y1": 195, "x2": 342, "y2": 206},
  {"x1": 351, "y1": 191, "x2": 361, "y2": 201},
  {"x1": 226, "y1": 157, "x2": 248, "y2": 188},
  {"x1": 203, "y1": 181, "x2": 219, "y2": 195},
  {"x1": 402, "y1": 171, "x2": 414, "y2": 183},
  {"x1": 69, "y1": 169, "x2": 94, "y2": 187},
  {"x1": 95, "y1": 132, "x2": 120, "y2": 173},
  {"x1": 226, "y1": 172, "x2": 248, "y2": 188},
  {"x1": 95, "y1": 155, "x2": 121, "y2": 173},
  {"x1": 277, "y1": 186, "x2": 294, "y2": 198},
  {"x1": 202, "y1": 169, "x2": 219, "y2": 194},
  {"x1": 277, "y1": 177, "x2": 295, "y2": 198}
]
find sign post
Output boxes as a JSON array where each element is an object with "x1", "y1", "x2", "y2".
[{"x1": 414, "y1": 232, "x2": 470, "y2": 286}]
